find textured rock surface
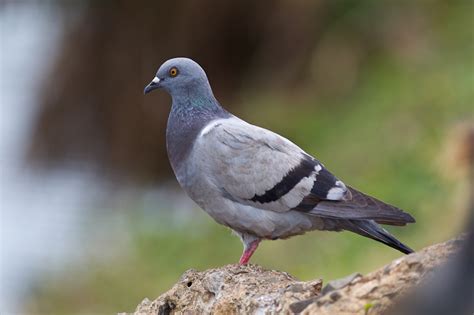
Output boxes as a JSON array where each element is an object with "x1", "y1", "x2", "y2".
[
  {"x1": 303, "y1": 237, "x2": 464, "y2": 315},
  {"x1": 127, "y1": 237, "x2": 463, "y2": 315},
  {"x1": 130, "y1": 264, "x2": 322, "y2": 314}
]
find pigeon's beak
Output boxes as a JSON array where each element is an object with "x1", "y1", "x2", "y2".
[{"x1": 144, "y1": 77, "x2": 161, "y2": 94}]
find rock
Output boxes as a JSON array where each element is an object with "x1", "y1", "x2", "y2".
[
  {"x1": 130, "y1": 264, "x2": 322, "y2": 315},
  {"x1": 320, "y1": 272, "x2": 362, "y2": 295},
  {"x1": 302, "y1": 237, "x2": 464, "y2": 315},
  {"x1": 126, "y1": 237, "x2": 464, "y2": 315}
]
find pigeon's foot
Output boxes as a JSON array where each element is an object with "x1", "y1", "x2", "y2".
[{"x1": 239, "y1": 239, "x2": 261, "y2": 265}]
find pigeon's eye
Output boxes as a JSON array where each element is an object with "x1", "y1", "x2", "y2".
[{"x1": 169, "y1": 67, "x2": 179, "y2": 77}]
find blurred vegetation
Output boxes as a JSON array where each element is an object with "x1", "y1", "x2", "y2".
[{"x1": 22, "y1": 0, "x2": 473, "y2": 314}]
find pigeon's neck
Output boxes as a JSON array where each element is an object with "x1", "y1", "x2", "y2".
[
  {"x1": 166, "y1": 87, "x2": 230, "y2": 176},
  {"x1": 170, "y1": 78, "x2": 217, "y2": 110},
  {"x1": 171, "y1": 96, "x2": 216, "y2": 112}
]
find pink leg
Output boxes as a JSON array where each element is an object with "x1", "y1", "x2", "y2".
[{"x1": 239, "y1": 239, "x2": 261, "y2": 265}]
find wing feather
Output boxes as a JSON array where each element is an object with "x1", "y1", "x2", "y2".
[
  {"x1": 195, "y1": 117, "x2": 334, "y2": 212},
  {"x1": 295, "y1": 186, "x2": 415, "y2": 225},
  {"x1": 195, "y1": 116, "x2": 414, "y2": 225}
]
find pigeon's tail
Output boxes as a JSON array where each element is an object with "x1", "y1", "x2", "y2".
[{"x1": 340, "y1": 219, "x2": 414, "y2": 254}]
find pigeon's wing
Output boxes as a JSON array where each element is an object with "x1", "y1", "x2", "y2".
[
  {"x1": 300, "y1": 186, "x2": 415, "y2": 225},
  {"x1": 195, "y1": 117, "x2": 345, "y2": 213},
  {"x1": 197, "y1": 117, "x2": 414, "y2": 225}
]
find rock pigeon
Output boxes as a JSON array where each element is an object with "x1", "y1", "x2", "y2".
[{"x1": 144, "y1": 57, "x2": 415, "y2": 265}]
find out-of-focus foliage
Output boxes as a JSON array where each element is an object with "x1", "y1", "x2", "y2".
[
  {"x1": 28, "y1": 0, "x2": 473, "y2": 182},
  {"x1": 20, "y1": 0, "x2": 473, "y2": 314}
]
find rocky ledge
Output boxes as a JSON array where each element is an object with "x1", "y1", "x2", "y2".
[{"x1": 124, "y1": 237, "x2": 464, "y2": 315}]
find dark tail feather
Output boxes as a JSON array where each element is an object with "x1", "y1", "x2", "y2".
[{"x1": 342, "y1": 219, "x2": 414, "y2": 254}]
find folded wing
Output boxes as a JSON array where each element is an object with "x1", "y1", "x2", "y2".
[{"x1": 197, "y1": 117, "x2": 414, "y2": 225}]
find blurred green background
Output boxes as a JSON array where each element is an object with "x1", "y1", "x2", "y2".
[{"x1": 1, "y1": 1, "x2": 473, "y2": 314}]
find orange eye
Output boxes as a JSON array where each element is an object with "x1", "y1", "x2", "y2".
[{"x1": 169, "y1": 67, "x2": 178, "y2": 77}]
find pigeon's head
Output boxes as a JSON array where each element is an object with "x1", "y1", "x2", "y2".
[{"x1": 144, "y1": 57, "x2": 210, "y2": 96}]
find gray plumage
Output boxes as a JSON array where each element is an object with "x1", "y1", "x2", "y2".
[{"x1": 144, "y1": 57, "x2": 415, "y2": 264}]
